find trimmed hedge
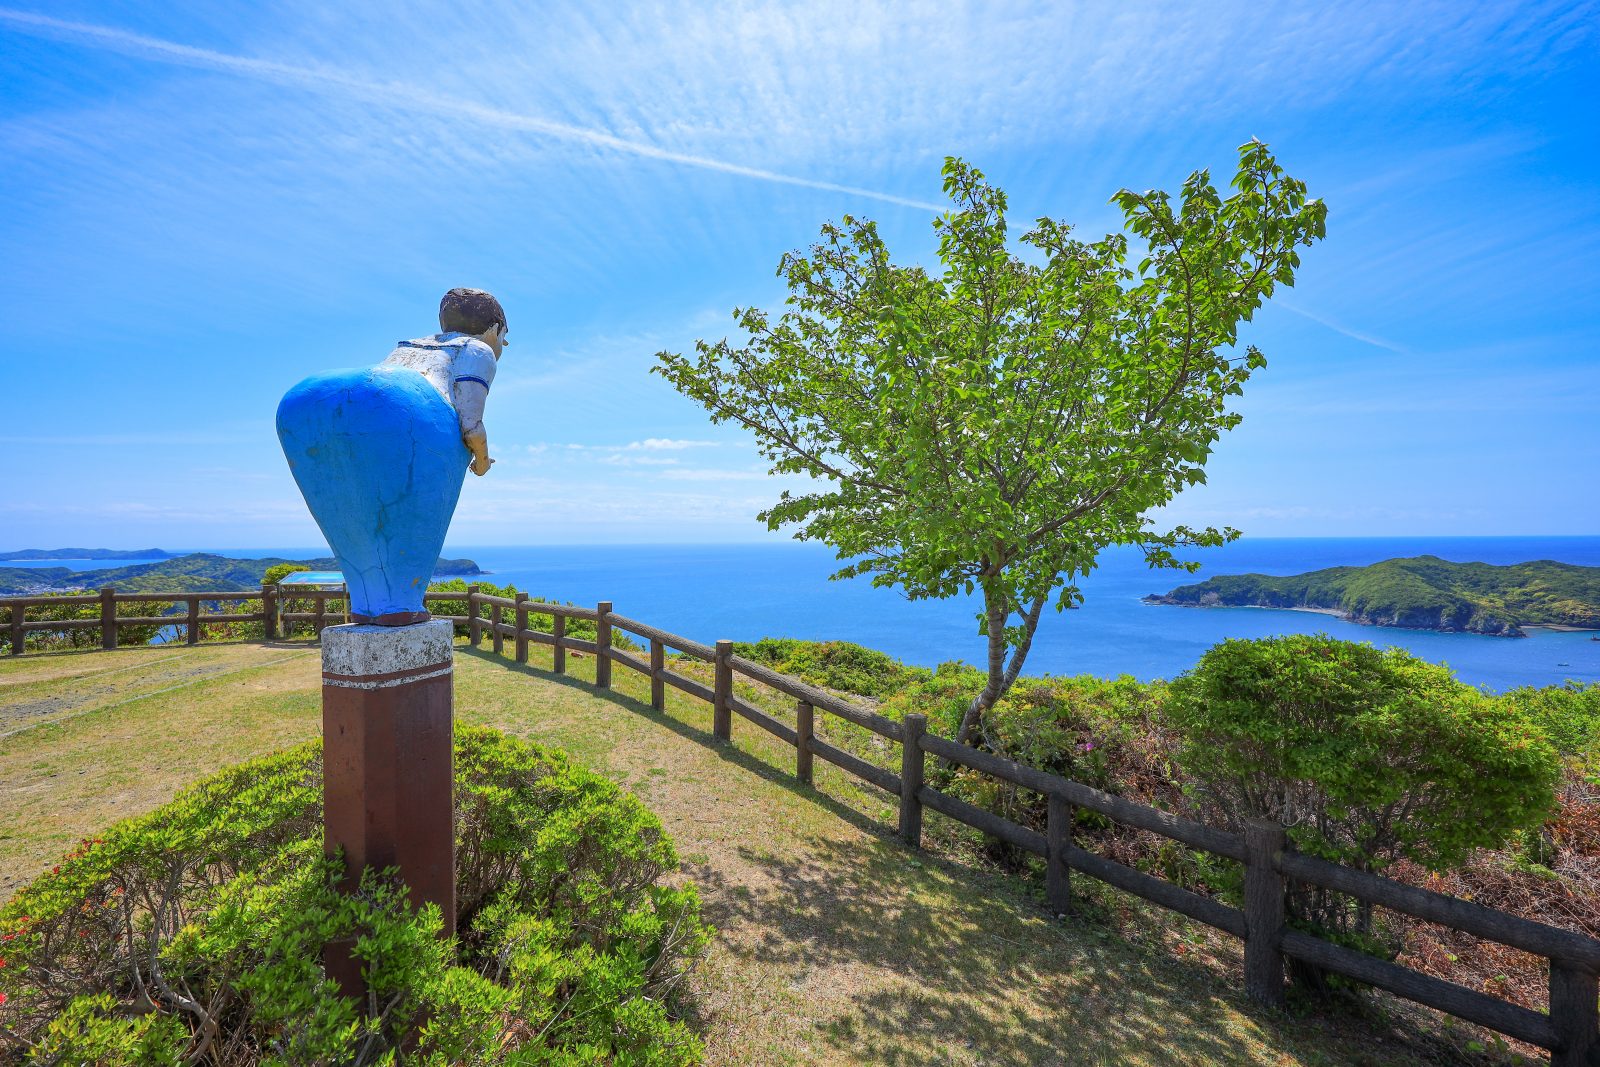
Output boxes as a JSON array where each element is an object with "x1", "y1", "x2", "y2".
[{"x1": 0, "y1": 727, "x2": 710, "y2": 1065}]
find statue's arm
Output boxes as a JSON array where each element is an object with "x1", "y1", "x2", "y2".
[{"x1": 453, "y1": 375, "x2": 493, "y2": 475}]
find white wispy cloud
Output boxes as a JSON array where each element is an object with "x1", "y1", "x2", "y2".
[
  {"x1": 622, "y1": 438, "x2": 718, "y2": 451},
  {"x1": 1275, "y1": 302, "x2": 1409, "y2": 354},
  {"x1": 0, "y1": 8, "x2": 945, "y2": 211}
]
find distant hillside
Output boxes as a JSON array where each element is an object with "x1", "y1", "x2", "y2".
[
  {"x1": 0, "y1": 548, "x2": 175, "y2": 561},
  {"x1": 0, "y1": 554, "x2": 483, "y2": 596},
  {"x1": 1144, "y1": 555, "x2": 1600, "y2": 637}
]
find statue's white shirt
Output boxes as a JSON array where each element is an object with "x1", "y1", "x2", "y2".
[{"x1": 381, "y1": 332, "x2": 497, "y2": 434}]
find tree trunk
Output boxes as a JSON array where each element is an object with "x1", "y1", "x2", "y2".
[{"x1": 955, "y1": 589, "x2": 1048, "y2": 747}]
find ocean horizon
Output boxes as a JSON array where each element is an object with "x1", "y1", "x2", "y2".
[{"x1": 13, "y1": 536, "x2": 1599, "y2": 693}]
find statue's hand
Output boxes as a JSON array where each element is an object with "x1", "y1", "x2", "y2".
[{"x1": 470, "y1": 453, "x2": 495, "y2": 477}]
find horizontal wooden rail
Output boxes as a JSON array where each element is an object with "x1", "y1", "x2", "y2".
[
  {"x1": 1278, "y1": 852, "x2": 1600, "y2": 973},
  {"x1": 918, "y1": 784, "x2": 1044, "y2": 854},
  {"x1": 919, "y1": 732, "x2": 1248, "y2": 862},
  {"x1": 1067, "y1": 842, "x2": 1248, "y2": 938},
  {"x1": 607, "y1": 647, "x2": 652, "y2": 677},
  {"x1": 437, "y1": 592, "x2": 595, "y2": 620},
  {"x1": 729, "y1": 652, "x2": 902, "y2": 740},
  {"x1": 809, "y1": 737, "x2": 900, "y2": 795},
  {"x1": 659, "y1": 668, "x2": 715, "y2": 705},
  {"x1": 609, "y1": 613, "x2": 715, "y2": 660},
  {"x1": 20, "y1": 619, "x2": 101, "y2": 632},
  {"x1": 728, "y1": 694, "x2": 799, "y2": 746},
  {"x1": 1281, "y1": 930, "x2": 1557, "y2": 1048}
]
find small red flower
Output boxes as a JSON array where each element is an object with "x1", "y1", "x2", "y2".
[{"x1": 0, "y1": 992, "x2": 7, "y2": 1005}]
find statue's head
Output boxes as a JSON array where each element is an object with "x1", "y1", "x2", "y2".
[{"x1": 439, "y1": 287, "x2": 508, "y2": 357}]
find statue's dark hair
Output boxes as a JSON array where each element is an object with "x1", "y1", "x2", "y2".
[{"x1": 438, "y1": 288, "x2": 506, "y2": 336}]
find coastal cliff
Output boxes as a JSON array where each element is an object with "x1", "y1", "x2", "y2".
[{"x1": 1145, "y1": 555, "x2": 1600, "y2": 637}]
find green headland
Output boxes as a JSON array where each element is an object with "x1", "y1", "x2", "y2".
[
  {"x1": 0, "y1": 552, "x2": 483, "y2": 596},
  {"x1": 1144, "y1": 555, "x2": 1600, "y2": 637}
]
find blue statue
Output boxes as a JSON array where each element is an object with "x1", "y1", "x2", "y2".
[{"x1": 277, "y1": 288, "x2": 508, "y2": 625}]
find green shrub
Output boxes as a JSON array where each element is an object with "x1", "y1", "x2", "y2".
[
  {"x1": 733, "y1": 638, "x2": 927, "y2": 699},
  {"x1": 1500, "y1": 681, "x2": 1600, "y2": 783},
  {"x1": 878, "y1": 660, "x2": 985, "y2": 736},
  {"x1": 0, "y1": 727, "x2": 710, "y2": 1065},
  {"x1": 262, "y1": 562, "x2": 311, "y2": 586},
  {"x1": 1166, "y1": 635, "x2": 1560, "y2": 970}
]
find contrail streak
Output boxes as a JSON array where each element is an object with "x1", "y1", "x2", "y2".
[
  {"x1": 1277, "y1": 301, "x2": 1409, "y2": 354},
  {"x1": 0, "y1": 9, "x2": 945, "y2": 212}
]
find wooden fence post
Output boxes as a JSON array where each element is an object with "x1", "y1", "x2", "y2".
[
  {"x1": 514, "y1": 592, "x2": 529, "y2": 664},
  {"x1": 1244, "y1": 819, "x2": 1288, "y2": 1010},
  {"x1": 1046, "y1": 792, "x2": 1074, "y2": 916},
  {"x1": 1550, "y1": 962, "x2": 1598, "y2": 1067},
  {"x1": 467, "y1": 585, "x2": 481, "y2": 646},
  {"x1": 650, "y1": 638, "x2": 665, "y2": 710},
  {"x1": 9, "y1": 600, "x2": 24, "y2": 656},
  {"x1": 595, "y1": 602, "x2": 613, "y2": 689},
  {"x1": 186, "y1": 596, "x2": 200, "y2": 646},
  {"x1": 712, "y1": 640, "x2": 733, "y2": 741},
  {"x1": 262, "y1": 583, "x2": 278, "y2": 640},
  {"x1": 795, "y1": 700, "x2": 814, "y2": 786},
  {"x1": 552, "y1": 614, "x2": 566, "y2": 674},
  {"x1": 490, "y1": 597, "x2": 505, "y2": 656},
  {"x1": 100, "y1": 588, "x2": 117, "y2": 650},
  {"x1": 899, "y1": 713, "x2": 927, "y2": 848}
]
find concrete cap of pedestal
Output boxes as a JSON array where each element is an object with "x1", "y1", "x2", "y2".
[{"x1": 321, "y1": 619, "x2": 454, "y2": 678}]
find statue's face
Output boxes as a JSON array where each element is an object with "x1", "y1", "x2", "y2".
[{"x1": 482, "y1": 323, "x2": 508, "y2": 358}]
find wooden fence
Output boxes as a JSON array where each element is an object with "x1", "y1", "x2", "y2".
[
  {"x1": 448, "y1": 588, "x2": 1600, "y2": 1066},
  {"x1": 0, "y1": 586, "x2": 369, "y2": 653},
  {"x1": 3, "y1": 585, "x2": 1597, "y2": 1062}
]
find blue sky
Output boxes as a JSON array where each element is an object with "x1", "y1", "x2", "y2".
[{"x1": 1, "y1": 1, "x2": 1596, "y2": 550}]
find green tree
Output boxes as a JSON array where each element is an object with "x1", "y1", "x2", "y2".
[
  {"x1": 262, "y1": 562, "x2": 311, "y2": 586},
  {"x1": 656, "y1": 141, "x2": 1327, "y2": 744}
]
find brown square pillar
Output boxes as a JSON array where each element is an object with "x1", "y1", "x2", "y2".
[{"x1": 320, "y1": 620, "x2": 456, "y2": 995}]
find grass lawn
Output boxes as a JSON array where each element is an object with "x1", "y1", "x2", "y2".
[{"x1": 1, "y1": 639, "x2": 1472, "y2": 1066}]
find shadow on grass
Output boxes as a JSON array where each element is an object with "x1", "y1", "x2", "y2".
[
  {"x1": 688, "y1": 831, "x2": 1271, "y2": 1066},
  {"x1": 689, "y1": 832, "x2": 1443, "y2": 1067}
]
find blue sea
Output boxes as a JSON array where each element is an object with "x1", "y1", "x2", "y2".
[{"x1": 12, "y1": 538, "x2": 1600, "y2": 692}]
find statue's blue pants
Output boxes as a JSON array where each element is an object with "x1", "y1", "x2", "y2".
[{"x1": 276, "y1": 367, "x2": 467, "y2": 620}]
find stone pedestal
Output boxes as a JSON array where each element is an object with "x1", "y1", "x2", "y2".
[{"x1": 320, "y1": 620, "x2": 455, "y2": 995}]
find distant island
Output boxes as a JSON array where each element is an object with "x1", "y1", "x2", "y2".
[
  {"x1": 0, "y1": 548, "x2": 176, "y2": 561},
  {"x1": 0, "y1": 553, "x2": 483, "y2": 596},
  {"x1": 1144, "y1": 555, "x2": 1600, "y2": 638}
]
